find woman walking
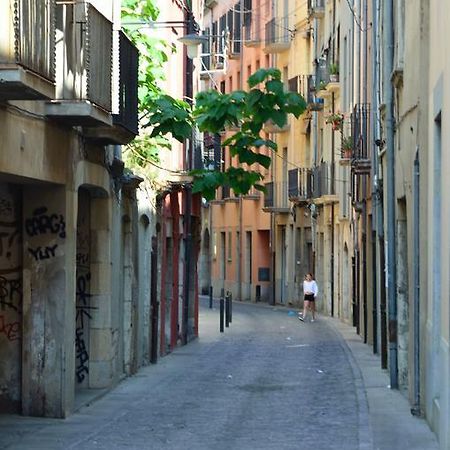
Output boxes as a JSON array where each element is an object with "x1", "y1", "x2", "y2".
[{"x1": 298, "y1": 273, "x2": 318, "y2": 322}]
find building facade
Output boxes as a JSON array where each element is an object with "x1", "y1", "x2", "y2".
[
  {"x1": 0, "y1": 0, "x2": 164, "y2": 418},
  {"x1": 196, "y1": 0, "x2": 450, "y2": 447}
]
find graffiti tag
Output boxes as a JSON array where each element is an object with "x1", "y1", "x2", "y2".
[
  {"x1": 28, "y1": 245, "x2": 58, "y2": 261},
  {"x1": 0, "y1": 315, "x2": 20, "y2": 341},
  {"x1": 25, "y1": 207, "x2": 66, "y2": 239}
]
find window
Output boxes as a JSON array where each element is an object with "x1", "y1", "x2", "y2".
[{"x1": 228, "y1": 231, "x2": 232, "y2": 261}]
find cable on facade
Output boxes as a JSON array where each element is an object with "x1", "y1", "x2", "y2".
[{"x1": 344, "y1": 0, "x2": 372, "y2": 32}]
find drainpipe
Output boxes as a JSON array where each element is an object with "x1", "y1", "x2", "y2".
[
  {"x1": 182, "y1": 8, "x2": 194, "y2": 345},
  {"x1": 383, "y1": 0, "x2": 398, "y2": 389},
  {"x1": 371, "y1": 0, "x2": 379, "y2": 354},
  {"x1": 331, "y1": 91, "x2": 336, "y2": 318},
  {"x1": 411, "y1": 147, "x2": 421, "y2": 414},
  {"x1": 361, "y1": 0, "x2": 368, "y2": 345},
  {"x1": 329, "y1": 0, "x2": 336, "y2": 318}
]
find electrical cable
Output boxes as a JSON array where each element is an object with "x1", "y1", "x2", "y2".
[{"x1": 344, "y1": 0, "x2": 372, "y2": 32}]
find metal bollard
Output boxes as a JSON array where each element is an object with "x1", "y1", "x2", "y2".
[
  {"x1": 209, "y1": 286, "x2": 213, "y2": 309},
  {"x1": 220, "y1": 297, "x2": 224, "y2": 332},
  {"x1": 229, "y1": 292, "x2": 232, "y2": 323},
  {"x1": 225, "y1": 292, "x2": 230, "y2": 328},
  {"x1": 256, "y1": 285, "x2": 261, "y2": 303}
]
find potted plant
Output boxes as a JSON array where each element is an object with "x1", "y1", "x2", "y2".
[
  {"x1": 329, "y1": 63, "x2": 339, "y2": 82},
  {"x1": 325, "y1": 112, "x2": 344, "y2": 130},
  {"x1": 341, "y1": 135, "x2": 353, "y2": 159},
  {"x1": 316, "y1": 80, "x2": 327, "y2": 91}
]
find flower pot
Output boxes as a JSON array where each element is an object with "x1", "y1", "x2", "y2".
[
  {"x1": 330, "y1": 74, "x2": 339, "y2": 83},
  {"x1": 332, "y1": 121, "x2": 342, "y2": 131},
  {"x1": 342, "y1": 148, "x2": 352, "y2": 159}
]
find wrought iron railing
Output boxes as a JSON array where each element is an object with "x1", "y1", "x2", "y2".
[
  {"x1": 312, "y1": 162, "x2": 334, "y2": 198},
  {"x1": 265, "y1": 16, "x2": 291, "y2": 47},
  {"x1": 351, "y1": 104, "x2": 371, "y2": 160},
  {"x1": 244, "y1": 11, "x2": 261, "y2": 43},
  {"x1": 1, "y1": 0, "x2": 56, "y2": 81},
  {"x1": 264, "y1": 182, "x2": 274, "y2": 208},
  {"x1": 85, "y1": 4, "x2": 113, "y2": 111},
  {"x1": 62, "y1": 3, "x2": 112, "y2": 110},
  {"x1": 288, "y1": 75, "x2": 314, "y2": 104},
  {"x1": 113, "y1": 31, "x2": 138, "y2": 135},
  {"x1": 288, "y1": 168, "x2": 313, "y2": 199},
  {"x1": 308, "y1": 0, "x2": 325, "y2": 15}
]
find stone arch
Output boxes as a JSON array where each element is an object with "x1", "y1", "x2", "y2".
[{"x1": 74, "y1": 181, "x2": 112, "y2": 392}]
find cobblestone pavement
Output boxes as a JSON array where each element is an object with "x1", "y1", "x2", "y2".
[{"x1": 0, "y1": 299, "x2": 438, "y2": 450}]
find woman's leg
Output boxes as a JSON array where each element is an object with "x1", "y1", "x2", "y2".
[
  {"x1": 302, "y1": 300, "x2": 310, "y2": 319},
  {"x1": 310, "y1": 300, "x2": 315, "y2": 320}
]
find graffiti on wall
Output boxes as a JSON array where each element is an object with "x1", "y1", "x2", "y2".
[
  {"x1": 75, "y1": 270, "x2": 97, "y2": 383},
  {"x1": 0, "y1": 187, "x2": 22, "y2": 342},
  {"x1": 0, "y1": 315, "x2": 20, "y2": 341},
  {"x1": 0, "y1": 184, "x2": 23, "y2": 405},
  {"x1": 25, "y1": 206, "x2": 66, "y2": 262},
  {"x1": 75, "y1": 192, "x2": 96, "y2": 385}
]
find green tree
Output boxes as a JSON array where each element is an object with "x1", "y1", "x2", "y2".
[
  {"x1": 121, "y1": 2, "x2": 306, "y2": 199},
  {"x1": 121, "y1": 0, "x2": 192, "y2": 169},
  {"x1": 190, "y1": 68, "x2": 306, "y2": 199}
]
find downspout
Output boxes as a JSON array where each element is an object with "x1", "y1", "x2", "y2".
[
  {"x1": 371, "y1": 0, "x2": 380, "y2": 354},
  {"x1": 374, "y1": 0, "x2": 387, "y2": 369},
  {"x1": 330, "y1": 0, "x2": 336, "y2": 318},
  {"x1": 170, "y1": 191, "x2": 180, "y2": 349},
  {"x1": 383, "y1": 0, "x2": 398, "y2": 389},
  {"x1": 331, "y1": 91, "x2": 335, "y2": 318},
  {"x1": 238, "y1": 5, "x2": 244, "y2": 301},
  {"x1": 361, "y1": 0, "x2": 368, "y2": 344},
  {"x1": 411, "y1": 147, "x2": 421, "y2": 415},
  {"x1": 182, "y1": 8, "x2": 194, "y2": 345}
]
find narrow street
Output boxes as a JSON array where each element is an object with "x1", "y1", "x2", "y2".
[{"x1": 0, "y1": 299, "x2": 437, "y2": 450}]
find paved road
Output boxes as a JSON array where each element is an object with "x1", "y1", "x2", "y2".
[{"x1": 0, "y1": 299, "x2": 431, "y2": 449}]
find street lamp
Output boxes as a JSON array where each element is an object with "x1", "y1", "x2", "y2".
[
  {"x1": 178, "y1": 30, "x2": 229, "y2": 75},
  {"x1": 178, "y1": 33, "x2": 209, "y2": 59}
]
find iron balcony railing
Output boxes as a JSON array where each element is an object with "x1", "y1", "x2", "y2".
[
  {"x1": 265, "y1": 16, "x2": 291, "y2": 47},
  {"x1": 0, "y1": 0, "x2": 56, "y2": 82},
  {"x1": 244, "y1": 11, "x2": 261, "y2": 43},
  {"x1": 113, "y1": 31, "x2": 139, "y2": 136},
  {"x1": 264, "y1": 182, "x2": 274, "y2": 208},
  {"x1": 312, "y1": 162, "x2": 335, "y2": 198},
  {"x1": 308, "y1": 0, "x2": 325, "y2": 17},
  {"x1": 351, "y1": 104, "x2": 371, "y2": 160},
  {"x1": 263, "y1": 181, "x2": 290, "y2": 209},
  {"x1": 61, "y1": 3, "x2": 112, "y2": 111},
  {"x1": 288, "y1": 75, "x2": 314, "y2": 104},
  {"x1": 288, "y1": 168, "x2": 313, "y2": 200}
]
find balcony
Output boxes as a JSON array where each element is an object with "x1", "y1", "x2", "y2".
[
  {"x1": 288, "y1": 168, "x2": 313, "y2": 203},
  {"x1": 46, "y1": 3, "x2": 113, "y2": 127},
  {"x1": 308, "y1": 0, "x2": 325, "y2": 19},
  {"x1": 244, "y1": 12, "x2": 262, "y2": 47},
  {"x1": 264, "y1": 17, "x2": 292, "y2": 53},
  {"x1": 350, "y1": 104, "x2": 371, "y2": 174},
  {"x1": 263, "y1": 181, "x2": 290, "y2": 213},
  {"x1": 84, "y1": 31, "x2": 139, "y2": 144},
  {"x1": 0, "y1": 0, "x2": 56, "y2": 100},
  {"x1": 289, "y1": 75, "x2": 315, "y2": 105},
  {"x1": 311, "y1": 162, "x2": 338, "y2": 203}
]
